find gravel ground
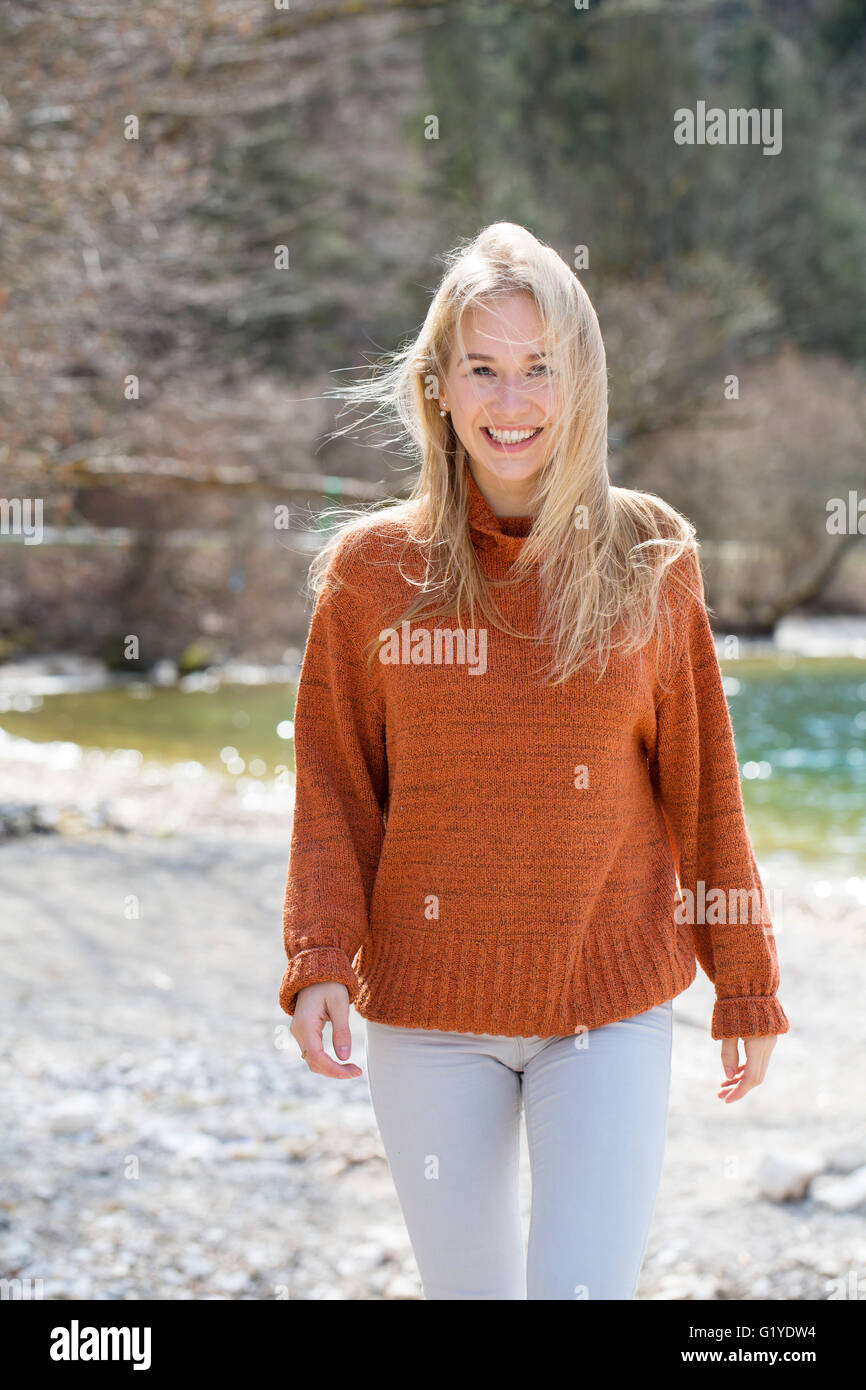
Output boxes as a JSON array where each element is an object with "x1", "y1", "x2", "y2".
[{"x1": 1, "y1": 776, "x2": 865, "y2": 1301}]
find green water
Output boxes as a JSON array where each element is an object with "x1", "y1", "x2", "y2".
[
  {"x1": 1, "y1": 656, "x2": 864, "y2": 873},
  {"x1": 716, "y1": 656, "x2": 866, "y2": 873},
  {"x1": 0, "y1": 683, "x2": 298, "y2": 778}
]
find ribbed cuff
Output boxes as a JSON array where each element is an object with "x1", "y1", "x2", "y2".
[
  {"x1": 711, "y1": 994, "x2": 790, "y2": 1040},
  {"x1": 278, "y1": 946, "x2": 360, "y2": 1016}
]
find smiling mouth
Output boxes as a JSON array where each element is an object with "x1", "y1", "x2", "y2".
[{"x1": 482, "y1": 426, "x2": 543, "y2": 449}]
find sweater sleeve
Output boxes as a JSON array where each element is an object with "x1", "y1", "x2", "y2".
[
  {"x1": 649, "y1": 553, "x2": 790, "y2": 1041},
  {"x1": 278, "y1": 565, "x2": 387, "y2": 1017}
]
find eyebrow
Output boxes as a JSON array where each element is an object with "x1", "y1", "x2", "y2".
[{"x1": 458, "y1": 351, "x2": 547, "y2": 363}]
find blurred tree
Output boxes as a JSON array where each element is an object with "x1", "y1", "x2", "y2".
[{"x1": 0, "y1": 0, "x2": 863, "y2": 657}]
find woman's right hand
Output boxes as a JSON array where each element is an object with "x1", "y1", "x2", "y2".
[{"x1": 290, "y1": 982, "x2": 363, "y2": 1079}]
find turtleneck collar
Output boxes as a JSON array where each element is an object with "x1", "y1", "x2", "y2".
[{"x1": 464, "y1": 460, "x2": 534, "y2": 556}]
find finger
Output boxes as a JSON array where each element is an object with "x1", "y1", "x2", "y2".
[
  {"x1": 720, "y1": 1037, "x2": 741, "y2": 1078},
  {"x1": 719, "y1": 1082, "x2": 752, "y2": 1102},
  {"x1": 294, "y1": 1020, "x2": 362, "y2": 1078},
  {"x1": 718, "y1": 1062, "x2": 762, "y2": 1102},
  {"x1": 743, "y1": 1038, "x2": 774, "y2": 1084},
  {"x1": 720, "y1": 1064, "x2": 746, "y2": 1086},
  {"x1": 717, "y1": 1071, "x2": 743, "y2": 1092},
  {"x1": 298, "y1": 1035, "x2": 363, "y2": 1079},
  {"x1": 329, "y1": 1011, "x2": 354, "y2": 1063}
]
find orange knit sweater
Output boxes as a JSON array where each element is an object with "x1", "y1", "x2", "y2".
[{"x1": 278, "y1": 463, "x2": 789, "y2": 1041}]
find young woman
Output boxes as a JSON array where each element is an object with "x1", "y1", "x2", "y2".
[{"x1": 278, "y1": 222, "x2": 789, "y2": 1301}]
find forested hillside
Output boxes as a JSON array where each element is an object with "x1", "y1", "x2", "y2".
[{"x1": 1, "y1": 0, "x2": 864, "y2": 663}]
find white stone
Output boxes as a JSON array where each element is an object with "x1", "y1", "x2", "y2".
[
  {"x1": 756, "y1": 1149, "x2": 825, "y2": 1202},
  {"x1": 49, "y1": 1093, "x2": 103, "y2": 1134},
  {"x1": 810, "y1": 1166, "x2": 866, "y2": 1213},
  {"x1": 825, "y1": 1139, "x2": 866, "y2": 1173}
]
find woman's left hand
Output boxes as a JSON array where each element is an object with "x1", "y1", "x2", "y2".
[{"x1": 717, "y1": 1034, "x2": 778, "y2": 1103}]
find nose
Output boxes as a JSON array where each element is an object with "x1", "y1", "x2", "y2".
[{"x1": 493, "y1": 377, "x2": 530, "y2": 413}]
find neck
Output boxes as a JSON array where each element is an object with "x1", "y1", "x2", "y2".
[{"x1": 467, "y1": 460, "x2": 538, "y2": 519}]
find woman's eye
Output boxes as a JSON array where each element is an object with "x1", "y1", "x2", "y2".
[{"x1": 470, "y1": 365, "x2": 549, "y2": 379}]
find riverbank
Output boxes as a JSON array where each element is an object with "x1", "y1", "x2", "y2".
[
  {"x1": 0, "y1": 723, "x2": 291, "y2": 839},
  {"x1": 2, "y1": 606, "x2": 866, "y2": 701}
]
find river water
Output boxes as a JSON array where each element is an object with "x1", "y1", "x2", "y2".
[{"x1": 0, "y1": 636, "x2": 864, "y2": 888}]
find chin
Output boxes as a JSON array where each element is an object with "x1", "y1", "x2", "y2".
[{"x1": 474, "y1": 452, "x2": 544, "y2": 484}]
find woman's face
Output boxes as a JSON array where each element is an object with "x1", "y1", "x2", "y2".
[{"x1": 442, "y1": 292, "x2": 556, "y2": 490}]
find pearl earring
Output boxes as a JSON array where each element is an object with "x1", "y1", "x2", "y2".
[{"x1": 440, "y1": 406, "x2": 447, "y2": 416}]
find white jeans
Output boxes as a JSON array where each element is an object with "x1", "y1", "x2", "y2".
[{"x1": 364, "y1": 999, "x2": 673, "y2": 1299}]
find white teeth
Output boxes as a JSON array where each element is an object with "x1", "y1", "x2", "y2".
[{"x1": 486, "y1": 426, "x2": 540, "y2": 444}]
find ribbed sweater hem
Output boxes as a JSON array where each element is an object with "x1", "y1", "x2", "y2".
[{"x1": 350, "y1": 929, "x2": 700, "y2": 1038}]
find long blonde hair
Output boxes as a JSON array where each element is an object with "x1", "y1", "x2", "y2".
[{"x1": 306, "y1": 221, "x2": 702, "y2": 688}]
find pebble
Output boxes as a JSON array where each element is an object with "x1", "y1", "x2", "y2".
[
  {"x1": 49, "y1": 1093, "x2": 105, "y2": 1135},
  {"x1": 212, "y1": 1269, "x2": 252, "y2": 1294},
  {"x1": 756, "y1": 1149, "x2": 826, "y2": 1202},
  {"x1": 810, "y1": 1166, "x2": 866, "y2": 1213},
  {"x1": 825, "y1": 1138, "x2": 866, "y2": 1173}
]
